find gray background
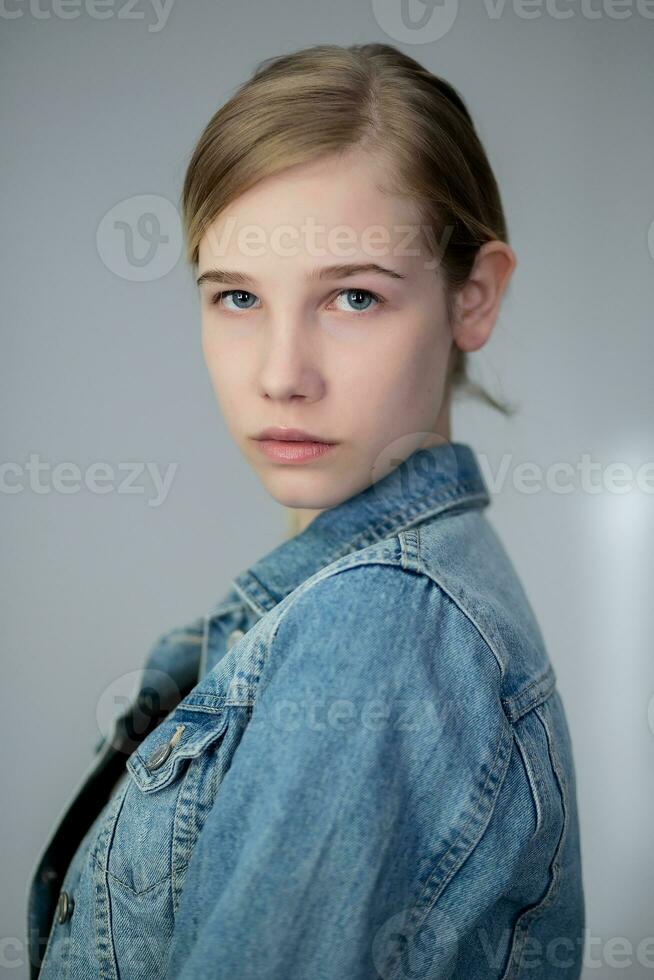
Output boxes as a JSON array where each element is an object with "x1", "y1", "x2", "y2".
[{"x1": 2, "y1": 1, "x2": 653, "y2": 976}]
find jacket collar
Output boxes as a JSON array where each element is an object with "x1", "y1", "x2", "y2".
[{"x1": 228, "y1": 440, "x2": 490, "y2": 618}]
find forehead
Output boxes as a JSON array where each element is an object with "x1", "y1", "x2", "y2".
[{"x1": 197, "y1": 149, "x2": 426, "y2": 271}]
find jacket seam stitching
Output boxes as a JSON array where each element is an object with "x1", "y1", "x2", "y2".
[
  {"x1": 512, "y1": 723, "x2": 543, "y2": 836},
  {"x1": 395, "y1": 548, "x2": 508, "y2": 682},
  {"x1": 261, "y1": 558, "x2": 418, "y2": 692},
  {"x1": 415, "y1": 721, "x2": 512, "y2": 914},
  {"x1": 91, "y1": 854, "x2": 181, "y2": 897},
  {"x1": 499, "y1": 703, "x2": 570, "y2": 979},
  {"x1": 386, "y1": 718, "x2": 514, "y2": 980},
  {"x1": 94, "y1": 795, "x2": 124, "y2": 980},
  {"x1": 501, "y1": 667, "x2": 557, "y2": 722},
  {"x1": 234, "y1": 487, "x2": 489, "y2": 613}
]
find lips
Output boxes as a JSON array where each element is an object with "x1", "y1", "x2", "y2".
[
  {"x1": 251, "y1": 427, "x2": 339, "y2": 465},
  {"x1": 254, "y1": 427, "x2": 336, "y2": 444}
]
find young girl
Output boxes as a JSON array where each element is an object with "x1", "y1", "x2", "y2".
[{"x1": 27, "y1": 42, "x2": 585, "y2": 980}]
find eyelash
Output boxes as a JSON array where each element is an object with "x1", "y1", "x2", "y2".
[{"x1": 209, "y1": 287, "x2": 385, "y2": 315}]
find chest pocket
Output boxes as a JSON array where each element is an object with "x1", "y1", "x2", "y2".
[{"x1": 93, "y1": 706, "x2": 232, "y2": 897}]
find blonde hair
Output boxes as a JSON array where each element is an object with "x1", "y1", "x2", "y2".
[{"x1": 180, "y1": 42, "x2": 517, "y2": 538}]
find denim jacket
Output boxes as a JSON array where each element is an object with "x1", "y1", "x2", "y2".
[{"x1": 26, "y1": 440, "x2": 585, "y2": 979}]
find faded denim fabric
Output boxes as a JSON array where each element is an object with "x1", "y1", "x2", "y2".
[{"x1": 26, "y1": 440, "x2": 585, "y2": 979}]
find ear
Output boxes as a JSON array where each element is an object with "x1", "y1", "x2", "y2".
[{"x1": 451, "y1": 241, "x2": 517, "y2": 353}]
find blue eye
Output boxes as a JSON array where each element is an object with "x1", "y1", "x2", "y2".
[
  {"x1": 211, "y1": 290, "x2": 260, "y2": 311},
  {"x1": 209, "y1": 287, "x2": 383, "y2": 315},
  {"x1": 333, "y1": 288, "x2": 381, "y2": 313}
]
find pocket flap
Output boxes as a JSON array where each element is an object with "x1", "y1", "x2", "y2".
[{"x1": 126, "y1": 709, "x2": 229, "y2": 793}]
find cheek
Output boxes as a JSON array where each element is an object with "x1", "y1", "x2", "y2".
[
  {"x1": 338, "y1": 318, "x2": 449, "y2": 424},
  {"x1": 402, "y1": 341, "x2": 449, "y2": 411},
  {"x1": 200, "y1": 319, "x2": 215, "y2": 368},
  {"x1": 201, "y1": 327, "x2": 240, "y2": 409}
]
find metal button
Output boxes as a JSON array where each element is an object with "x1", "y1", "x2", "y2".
[
  {"x1": 226, "y1": 628, "x2": 245, "y2": 649},
  {"x1": 146, "y1": 723, "x2": 186, "y2": 771},
  {"x1": 146, "y1": 741, "x2": 171, "y2": 769},
  {"x1": 56, "y1": 890, "x2": 74, "y2": 924}
]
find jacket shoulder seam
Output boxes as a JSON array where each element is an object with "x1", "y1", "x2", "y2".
[{"x1": 398, "y1": 526, "x2": 507, "y2": 682}]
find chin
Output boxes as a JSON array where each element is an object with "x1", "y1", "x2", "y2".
[{"x1": 257, "y1": 467, "x2": 353, "y2": 511}]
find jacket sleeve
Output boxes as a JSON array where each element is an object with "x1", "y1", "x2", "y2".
[{"x1": 165, "y1": 563, "x2": 526, "y2": 980}]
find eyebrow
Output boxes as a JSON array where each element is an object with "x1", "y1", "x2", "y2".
[{"x1": 196, "y1": 262, "x2": 406, "y2": 288}]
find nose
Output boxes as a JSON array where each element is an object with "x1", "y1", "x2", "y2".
[{"x1": 257, "y1": 315, "x2": 324, "y2": 402}]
